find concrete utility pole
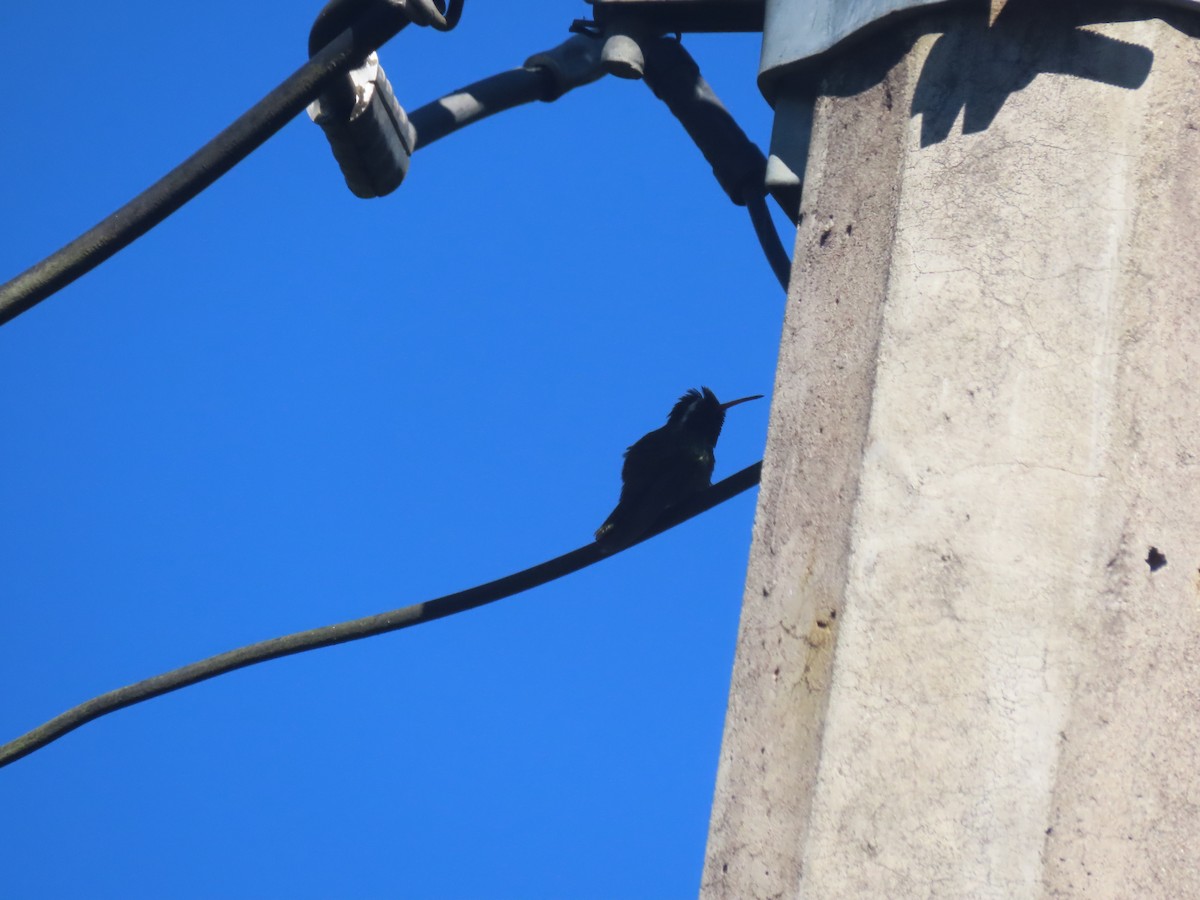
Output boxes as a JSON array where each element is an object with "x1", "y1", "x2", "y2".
[{"x1": 704, "y1": 2, "x2": 1200, "y2": 897}]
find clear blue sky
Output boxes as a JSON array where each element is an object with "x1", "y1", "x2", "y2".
[{"x1": 0, "y1": 2, "x2": 786, "y2": 896}]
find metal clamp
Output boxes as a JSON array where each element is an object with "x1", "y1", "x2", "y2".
[
  {"x1": 308, "y1": 53, "x2": 416, "y2": 198},
  {"x1": 306, "y1": 0, "x2": 463, "y2": 198}
]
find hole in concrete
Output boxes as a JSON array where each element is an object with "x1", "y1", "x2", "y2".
[
  {"x1": 819, "y1": 228, "x2": 832, "y2": 246},
  {"x1": 1146, "y1": 547, "x2": 1166, "y2": 572}
]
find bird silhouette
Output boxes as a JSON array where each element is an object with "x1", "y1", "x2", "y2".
[{"x1": 595, "y1": 387, "x2": 762, "y2": 549}]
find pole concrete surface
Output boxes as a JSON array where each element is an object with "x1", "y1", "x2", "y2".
[{"x1": 704, "y1": 8, "x2": 1200, "y2": 899}]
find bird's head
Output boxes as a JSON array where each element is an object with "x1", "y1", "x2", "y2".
[{"x1": 667, "y1": 387, "x2": 763, "y2": 445}]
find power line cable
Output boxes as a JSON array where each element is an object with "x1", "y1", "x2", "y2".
[
  {"x1": 0, "y1": 0, "x2": 462, "y2": 328},
  {"x1": 746, "y1": 193, "x2": 792, "y2": 290},
  {"x1": 0, "y1": 461, "x2": 762, "y2": 770},
  {"x1": 636, "y1": 34, "x2": 793, "y2": 289},
  {"x1": 0, "y1": 13, "x2": 794, "y2": 325}
]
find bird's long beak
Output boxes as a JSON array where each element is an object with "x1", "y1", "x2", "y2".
[{"x1": 720, "y1": 394, "x2": 764, "y2": 410}]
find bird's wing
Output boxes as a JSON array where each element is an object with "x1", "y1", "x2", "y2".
[
  {"x1": 619, "y1": 426, "x2": 678, "y2": 484},
  {"x1": 596, "y1": 431, "x2": 713, "y2": 544}
]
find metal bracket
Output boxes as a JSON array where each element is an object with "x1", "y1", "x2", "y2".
[
  {"x1": 587, "y1": 0, "x2": 766, "y2": 33},
  {"x1": 761, "y1": 0, "x2": 1200, "y2": 93},
  {"x1": 758, "y1": 0, "x2": 1200, "y2": 211}
]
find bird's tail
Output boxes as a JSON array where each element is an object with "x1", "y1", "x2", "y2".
[
  {"x1": 594, "y1": 514, "x2": 618, "y2": 543},
  {"x1": 593, "y1": 500, "x2": 661, "y2": 551}
]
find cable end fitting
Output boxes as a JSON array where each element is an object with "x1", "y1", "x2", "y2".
[{"x1": 601, "y1": 31, "x2": 646, "y2": 79}]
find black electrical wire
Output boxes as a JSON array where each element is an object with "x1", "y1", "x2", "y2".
[
  {"x1": 0, "y1": 461, "x2": 761, "y2": 769},
  {"x1": 746, "y1": 192, "x2": 793, "y2": 291},
  {"x1": 634, "y1": 35, "x2": 792, "y2": 291},
  {"x1": 408, "y1": 33, "x2": 604, "y2": 149},
  {"x1": 1, "y1": 14, "x2": 796, "y2": 323},
  {"x1": 640, "y1": 36, "x2": 768, "y2": 212},
  {"x1": 409, "y1": 68, "x2": 554, "y2": 149},
  {"x1": 398, "y1": 44, "x2": 796, "y2": 293},
  {"x1": 0, "y1": 0, "x2": 462, "y2": 328}
]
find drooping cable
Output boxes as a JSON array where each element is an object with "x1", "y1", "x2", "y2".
[
  {"x1": 410, "y1": 69, "x2": 563, "y2": 149},
  {"x1": 407, "y1": 33, "x2": 604, "y2": 149},
  {"x1": 0, "y1": 15, "x2": 802, "y2": 323},
  {"x1": 636, "y1": 35, "x2": 793, "y2": 292},
  {"x1": 640, "y1": 35, "x2": 767, "y2": 210},
  {"x1": 746, "y1": 193, "x2": 792, "y2": 290},
  {"x1": 0, "y1": 0, "x2": 463, "y2": 328},
  {"x1": 0, "y1": 461, "x2": 761, "y2": 769}
]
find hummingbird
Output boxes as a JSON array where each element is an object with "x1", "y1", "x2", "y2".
[{"x1": 595, "y1": 387, "x2": 763, "y2": 548}]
